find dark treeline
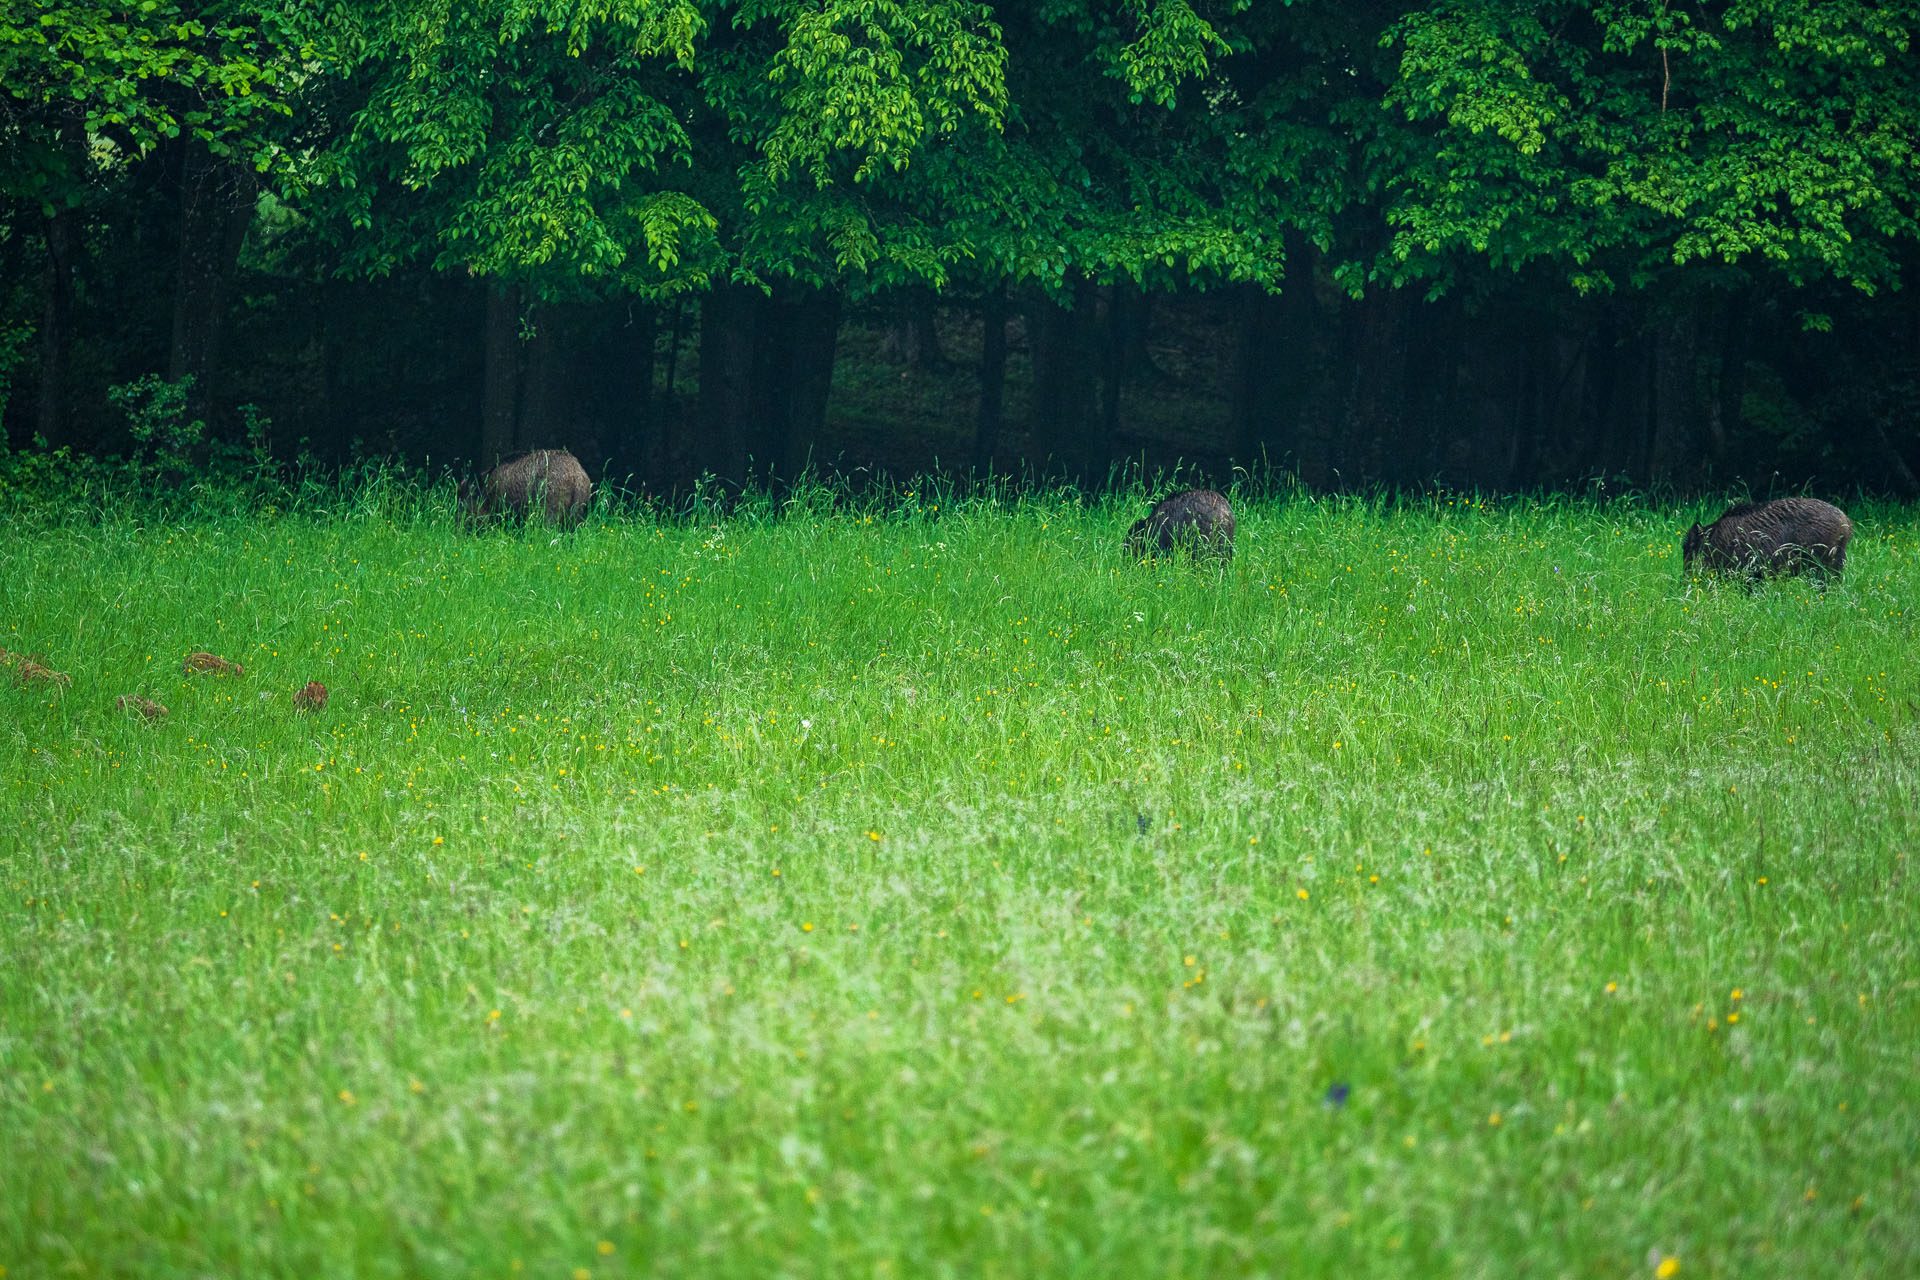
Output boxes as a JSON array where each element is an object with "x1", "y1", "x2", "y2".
[{"x1": 4, "y1": 1, "x2": 1918, "y2": 497}]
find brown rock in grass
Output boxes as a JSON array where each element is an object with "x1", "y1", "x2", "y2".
[
  {"x1": 1126, "y1": 488, "x2": 1235, "y2": 561},
  {"x1": 184, "y1": 651, "x2": 244, "y2": 676},
  {"x1": 294, "y1": 681, "x2": 328, "y2": 712},
  {"x1": 458, "y1": 449, "x2": 592, "y2": 527},
  {"x1": 1683, "y1": 497, "x2": 1853, "y2": 581},
  {"x1": 117, "y1": 694, "x2": 168, "y2": 720},
  {"x1": 1, "y1": 647, "x2": 72, "y2": 687}
]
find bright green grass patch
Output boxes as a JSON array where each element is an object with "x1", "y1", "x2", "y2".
[{"x1": 3, "y1": 488, "x2": 1916, "y2": 1278}]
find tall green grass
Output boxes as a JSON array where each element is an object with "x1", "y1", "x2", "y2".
[{"x1": 3, "y1": 483, "x2": 1916, "y2": 1278}]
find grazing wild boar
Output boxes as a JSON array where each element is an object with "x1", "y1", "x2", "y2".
[
  {"x1": 183, "y1": 651, "x2": 243, "y2": 676},
  {"x1": 117, "y1": 694, "x2": 168, "y2": 720},
  {"x1": 459, "y1": 449, "x2": 592, "y2": 527},
  {"x1": 1683, "y1": 497, "x2": 1853, "y2": 581},
  {"x1": 1, "y1": 647, "x2": 71, "y2": 687},
  {"x1": 1126, "y1": 488, "x2": 1235, "y2": 561},
  {"x1": 294, "y1": 681, "x2": 328, "y2": 712}
]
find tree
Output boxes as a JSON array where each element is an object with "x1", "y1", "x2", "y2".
[
  {"x1": 1, "y1": 2, "x2": 301, "y2": 439},
  {"x1": 307, "y1": 0, "x2": 1011, "y2": 482},
  {"x1": 1381, "y1": 1, "x2": 1920, "y2": 294}
]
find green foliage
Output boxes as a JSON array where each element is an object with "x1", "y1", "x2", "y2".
[
  {"x1": 0, "y1": 439, "x2": 86, "y2": 508},
  {"x1": 1109, "y1": 0, "x2": 1231, "y2": 107},
  {"x1": 311, "y1": 0, "x2": 1013, "y2": 296},
  {"x1": 1381, "y1": 1, "x2": 1920, "y2": 292},
  {"x1": 758, "y1": 1, "x2": 1007, "y2": 186},
  {"x1": 0, "y1": 1, "x2": 298, "y2": 172},
  {"x1": 109, "y1": 373, "x2": 205, "y2": 477},
  {"x1": 261, "y1": 0, "x2": 1920, "y2": 304},
  {"x1": 63, "y1": 374, "x2": 286, "y2": 498},
  {"x1": 5, "y1": 0, "x2": 1920, "y2": 496},
  {"x1": 0, "y1": 320, "x2": 32, "y2": 424},
  {"x1": 313, "y1": 0, "x2": 714, "y2": 291}
]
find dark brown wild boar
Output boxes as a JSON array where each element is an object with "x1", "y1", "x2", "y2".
[
  {"x1": 1, "y1": 647, "x2": 71, "y2": 687},
  {"x1": 1682, "y1": 497, "x2": 1853, "y2": 581},
  {"x1": 459, "y1": 449, "x2": 592, "y2": 527},
  {"x1": 1126, "y1": 488, "x2": 1235, "y2": 561}
]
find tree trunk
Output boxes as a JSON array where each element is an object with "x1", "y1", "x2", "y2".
[
  {"x1": 1574, "y1": 304, "x2": 1624, "y2": 483},
  {"x1": 1025, "y1": 279, "x2": 1101, "y2": 483},
  {"x1": 1099, "y1": 287, "x2": 1125, "y2": 447},
  {"x1": 34, "y1": 111, "x2": 88, "y2": 449},
  {"x1": 750, "y1": 295, "x2": 798, "y2": 480},
  {"x1": 1337, "y1": 288, "x2": 1410, "y2": 485},
  {"x1": 780, "y1": 287, "x2": 841, "y2": 482},
  {"x1": 882, "y1": 286, "x2": 944, "y2": 369},
  {"x1": 0, "y1": 218, "x2": 22, "y2": 447},
  {"x1": 36, "y1": 207, "x2": 78, "y2": 448},
  {"x1": 1506, "y1": 325, "x2": 1542, "y2": 490},
  {"x1": 1626, "y1": 339, "x2": 1656, "y2": 482},
  {"x1": 1111, "y1": 282, "x2": 1154, "y2": 378},
  {"x1": 1233, "y1": 234, "x2": 1324, "y2": 477},
  {"x1": 1024, "y1": 290, "x2": 1065, "y2": 476},
  {"x1": 644, "y1": 297, "x2": 708, "y2": 494},
  {"x1": 700, "y1": 284, "x2": 762, "y2": 487},
  {"x1": 1869, "y1": 415, "x2": 1920, "y2": 497},
  {"x1": 1705, "y1": 290, "x2": 1748, "y2": 469},
  {"x1": 662, "y1": 298, "x2": 688, "y2": 397},
  {"x1": 316, "y1": 284, "x2": 349, "y2": 464},
  {"x1": 1595, "y1": 305, "x2": 1653, "y2": 484},
  {"x1": 974, "y1": 284, "x2": 1008, "y2": 474},
  {"x1": 1647, "y1": 308, "x2": 1697, "y2": 483},
  {"x1": 600, "y1": 303, "x2": 654, "y2": 483},
  {"x1": 1399, "y1": 298, "x2": 1457, "y2": 484},
  {"x1": 1069, "y1": 274, "x2": 1106, "y2": 483},
  {"x1": 168, "y1": 141, "x2": 257, "y2": 428},
  {"x1": 481, "y1": 281, "x2": 519, "y2": 467},
  {"x1": 517, "y1": 304, "x2": 557, "y2": 451},
  {"x1": 717, "y1": 284, "x2": 844, "y2": 486},
  {"x1": 1231, "y1": 283, "x2": 1277, "y2": 463},
  {"x1": 1532, "y1": 311, "x2": 1592, "y2": 486}
]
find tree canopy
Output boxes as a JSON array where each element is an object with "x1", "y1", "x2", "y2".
[{"x1": 4, "y1": 0, "x2": 1918, "y2": 491}]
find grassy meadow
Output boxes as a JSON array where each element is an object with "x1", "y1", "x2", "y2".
[{"x1": 2, "y1": 483, "x2": 1917, "y2": 1278}]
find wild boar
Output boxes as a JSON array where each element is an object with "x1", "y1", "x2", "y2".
[
  {"x1": 459, "y1": 449, "x2": 592, "y2": 527},
  {"x1": 1, "y1": 647, "x2": 70, "y2": 687},
  {"x1": 1683, "y1": 497, "x2": 1853, "y2": 581},
  {"x1": 294, "y1": 681, "x2": 328, "y2": 712},
  {"x1": 1126, "y1": 488, "x2": 1235, "y2": 561}
]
